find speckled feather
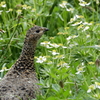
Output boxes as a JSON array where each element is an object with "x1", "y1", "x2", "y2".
[{"x1": 0, "y1": 26, "x2": 48, "y2": 100}]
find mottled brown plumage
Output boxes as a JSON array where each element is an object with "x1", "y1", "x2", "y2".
[{"x1": 0, "y1": 26, "x2": 49, "y2": 100}]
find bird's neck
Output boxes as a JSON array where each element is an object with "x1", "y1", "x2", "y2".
[
  {"x1": 13, "y1": 37, "x2": 38, "y2": 73},
  {"x1": 21, "y1": 38, "x2": 37, "y2": 59}
]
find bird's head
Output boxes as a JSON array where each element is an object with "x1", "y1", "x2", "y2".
[{"x1": 26, "y1": 25, "x2": 49, "y2": 41}]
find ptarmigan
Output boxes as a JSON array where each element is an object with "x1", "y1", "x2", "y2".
[{"x1": 0, "y1": 25, "x2": 49, "y2": 100}]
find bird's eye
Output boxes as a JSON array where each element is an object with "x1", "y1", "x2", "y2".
[{"x1": 36, "y1": 30, "x2": 40, "y2": 33}]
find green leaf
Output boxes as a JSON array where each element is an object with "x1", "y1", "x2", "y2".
[
  {"x1": 52, "y1": 84, "x2": 60, "y2": 92},
  {"x1": 46, "y1": 96, "x2": 58, "y2": 100}
]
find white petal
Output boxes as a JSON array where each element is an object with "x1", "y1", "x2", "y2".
[{"x1": 87, "y1": 89, "x2": 91, "y2": 93}]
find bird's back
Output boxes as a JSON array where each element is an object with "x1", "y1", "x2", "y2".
[{"x1": 0, "y1": 67, "x2": 40, "y2": 100}]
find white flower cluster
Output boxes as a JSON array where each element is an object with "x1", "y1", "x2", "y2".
[
  {"x1": 40, "y1": 41, "x2": 67, "y2": 49},
  {"x1": 0, "y1": 2, "x2": 36, "y2": 15},
  {"x1": 75, "y1": 63, "x2": 85, "y2": 74},
  {"x1": 69, "y1": 14, "x2": 93, "y2": 32},
  {"x1": 87, "y1": 82, "x2": 100, "y2": 93},
  {"x1": 59, "y1": 1, "x2": 74, "y2": 13},
  {"x1": 79, "y1": 0, "x2": 91, "y2": 7}
]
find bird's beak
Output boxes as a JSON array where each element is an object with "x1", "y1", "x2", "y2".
[{"x1": 44, "y1": 28, "x2": 49, "y2": 32}]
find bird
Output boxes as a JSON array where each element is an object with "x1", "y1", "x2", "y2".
[{"x1": 0, "y1": 25, "x2": 49, "y2": 100}]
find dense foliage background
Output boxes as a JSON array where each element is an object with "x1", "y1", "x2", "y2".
[{"x1": 0, "y1": 0, "x2": 100, "y2": 99}]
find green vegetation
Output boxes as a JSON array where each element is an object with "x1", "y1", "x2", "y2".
[{"x1": 0, "y1": 0, "x2": 100, "y2": 100}]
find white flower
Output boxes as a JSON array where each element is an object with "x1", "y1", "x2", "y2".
[
  {"x1": 82, "y1": 26, "x2": 89, "y2": 32},
  {"x1": 62, "y1": 46, "x2": 67, "y2": 48},
  {"x1": 72, "y1": 35, "x2": 78, "y2": 38},
  {"x1": 87, "y1": 82, "x2": 100, "y2": 93},
  {"x1": 46, "y1": 45, "x2": 52, "y2": 48},
  {"x1": 31, "y1": 8, "x2": 36, "y2": 12},
  {"x1": 66, "y1": 36, "x2": 72, "y2": 40},
  {"x1": 59, "y1": 1, "x2": 68, "y2": 8},
  {"x1": 0, "y1": 2, "x2": 6, "y2": 8},
  {"x1": 95, "y1": 82, "x2": 100, "y2": 89},
  {"x1": 22, "y1": 5, "x2": 27, "y2": 9},
  {"x1": 16, "y1": 10, "x2": 22, "y2": 15},
  {"x1": 95, "y1": 0, "x2": 99, "y2": 4},
  {"x1": 53, "y1": 55, "x2": 65, "y2": 59},
  {"x1": 69, "y1": 17, "x2": 76, "y2": 23},
  {"x1": 69, "y1": 15, "x2": 84, "y2": 24},
  {"x1": 86, "y1": 35, "x2": 90, "y2": 38},
  {"x1": 95, "y1": 45, "x2": 100, "y2": 47},
  {"x1": 72, "y1": 21, "x2": 82, "y2": 26},
  {"x1": 87, "y1": 84, "x2": 96, "y2": 93},
  {"x1": 40, "y1": 41, "x2": 50, "y2": 45},
  {"x1": 46, "y1": 61, "x2": 53, "y2": 64},
  {"x1": 6, "y1": 8, "x2": 13, "y2": 13},
  {"x1": 1, "y1": 4, "x2": 6, "y2": 7},
  {"x1": 27, "y1": 6, "x2": 31, "y2": 9},
  {"x1": 83, "y1": 22, "x2": 92, "y2": 25},
  {"x1": 36, "y1": 56, "x2": 46, "y2": 63},
  {"x1": 52, "y1": 51, "x2": 59, "y2": 55},
  {"x1": 50, "y1": 43, "x2": 60, "y2": 48},
  {"x1": 76, "y1": 67, "x2": 85, "y2": 74},
  {"x1": 40, "y1": 41, "x2": 52, "y2": 48},
  {"x1": 76, "y1": 15, "x2": 84, "y2": 18},
  {"x1": 66, "y1": 35, "x2": 78, "y2": 41},
  {"x1": 66, "y1": 8, "x2": 74, "y2": 13},
  {"x1": 0, "y1": 67, "x2": 9, "y2": 72},
  {"x1": 69, "y1": 43, "x2": 78, "y2": 47},
  {"x1": 49, "y1": 50, "x2": 59, "y2": 55},
  {"x1": 79, "y1": 2, "x2": 91, "y2": 6},
  {"x1": 57, "y1": 61, "x2": 70, "y2": 68},
  {"x1": 77, "y1": 25, "x2": 84, "y2": 30}
]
